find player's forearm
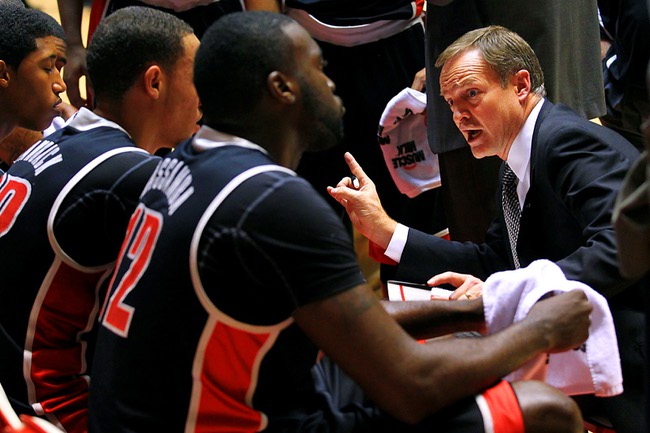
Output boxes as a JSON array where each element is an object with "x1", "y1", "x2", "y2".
[
  {"x1": 57, "y1": 0, "x2": 85, "y2": 47},
  {"x1": 403, "y1": 291, "x2": 590, "y2": 420},
  {"x1": 381, "y1": 298, "x2": 485, "y2": 339},
  {"x1": 392, "y1": 318, "x2": 553, "y2": 421},
  {"x1": 244, "y1": 0, "x2": 281, "y2": 12},
  {"x1": 295, "y1": 285, "x2": 570, "y2": 424}
]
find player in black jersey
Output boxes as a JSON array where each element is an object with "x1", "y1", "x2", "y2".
[
  {"x1": 90, "y1": 12, "x2": 590, "y2": 433},
  {"x1": 0, "y1": 7, "x2": 200, "y2": 433},
  {"x1": 0, "y1": 3, "x2": 67, "y2": 172}
]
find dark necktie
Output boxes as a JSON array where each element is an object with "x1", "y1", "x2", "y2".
[{"x1": 502, "y1": 163, "x2": 521, "y2": 268}]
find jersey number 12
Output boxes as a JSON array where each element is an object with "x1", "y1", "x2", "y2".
[{"x1": 101, "y1": 204, "x2": 163, "y2": 338}]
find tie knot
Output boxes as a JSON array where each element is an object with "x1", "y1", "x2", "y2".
[{"x1": 503, "y1": 163, "x2": 517, "y2": 184}]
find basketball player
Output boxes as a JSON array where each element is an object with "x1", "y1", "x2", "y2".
[
  {"x1": 0, "y1": 7, "x2": 200, "y2": 432},
  {"x1": 0, "y1": 3, "x2": 67, "y2": 171}
]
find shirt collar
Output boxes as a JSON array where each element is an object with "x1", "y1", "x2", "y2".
[
  {"x1": 192, "y1": 125, "x2": 269, "y2": 155},
  {"x1": 66, "y1": 107, "x2": 131, "y2": 137},
  {"x1": 506, "y1": 98, "x2": 544, "y2": 180}
]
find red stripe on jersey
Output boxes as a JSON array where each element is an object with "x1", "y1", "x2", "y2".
[
  {"x1": 87, "y1": 0, "x2": 107, "y2": 43},
  {"x1": 190, "y1": 321, "x2": 271, "y2": 433},
  {"x1": 415, "y1": 0, "x2": 424, "y2": 17},
  {"x1": 482, "y1": 381, "x2": 524, "y2": 433},
  {"x1": 86, "y1": 0, "x2": 109, "y2": 107},
  {"x1": 27, "y1": 259, "x2": 105, "y2": 433}
]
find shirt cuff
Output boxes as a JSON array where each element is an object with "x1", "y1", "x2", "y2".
[{"x1": 384, "y1": 223, "x2": 409, "y2": 263}]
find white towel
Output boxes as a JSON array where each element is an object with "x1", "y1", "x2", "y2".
[
  {"x1": 377, "y1": 88, "x2": 441, "y2": 198},
  {"x1": 483, "y1": 259, "x2": 623, "y2": 397}
]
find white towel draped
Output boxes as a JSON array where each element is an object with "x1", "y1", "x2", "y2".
[{"x1": 483, "y1": 260, "x2": 623, "y2": 397}]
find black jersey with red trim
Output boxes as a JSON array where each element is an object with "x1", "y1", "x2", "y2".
[
  {"x1": 89, "y1": 126, "x2": 364, "y2": 433},
  {"x1": 0, "y1": 108, "x2": 159, "y2": 433},
  {"x1": 283, "y1": 0, "x2": 423, "y2": 25}
]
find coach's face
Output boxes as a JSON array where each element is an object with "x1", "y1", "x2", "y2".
[
  {"x1": 440, "y1": 49, "x2": 528, "y2": 161},
  {"x1": 287, "y1": 23, "x2": 344, "y2": 153}
]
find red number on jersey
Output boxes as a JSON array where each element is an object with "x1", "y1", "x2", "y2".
[
  {"x1": 101, "y1": 204, "x2": 163, "y2": 337},
  {"x1": 0, "y1": 174, "x2": 31, "y2": 237}
]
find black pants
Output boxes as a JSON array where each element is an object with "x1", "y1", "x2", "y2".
[{"x1": 304, "y1": 356, "x2": 486, "y2": 433}]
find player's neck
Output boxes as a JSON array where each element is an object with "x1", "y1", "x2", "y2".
[
  {"x1": 213, "y1": 122, "x2": 300, "y2": 169},
  {"x1": 0, "y1": 111, "x2": 17, "y2": 143}
]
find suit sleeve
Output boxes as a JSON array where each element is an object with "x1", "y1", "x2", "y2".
[
  {"x1": 395, "y1": 222, "x2": 510, "y2": 283},
  {"x1": 541, "y1": 122, "x2": 640, "y2": 298}
]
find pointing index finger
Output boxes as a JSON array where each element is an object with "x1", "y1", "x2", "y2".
[{"x1": 344, "y1": 152, "x2": 370, "y2": 185}]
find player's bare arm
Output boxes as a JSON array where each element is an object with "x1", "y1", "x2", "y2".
[
  {"x1": 294, "y1": 285, "x2": 591, "y2": 424},
  {"x1": 381, "y1": 297, "x2": 485, "y2": 339}
]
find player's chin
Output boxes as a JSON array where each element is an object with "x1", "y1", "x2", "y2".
[
  {"x1": 178, "y1": 122, "x2": 201, "y2": 142},
  {"x1": 33, "y1": 113, "x2": 57, "y2": 133}
]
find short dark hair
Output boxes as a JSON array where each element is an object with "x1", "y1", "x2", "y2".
[
  {"x1": 0, "y1": 0, "x2": 25, "y2": 8},
  {"x1": 86, "y1": 6, "x2": 193, "y2": 104},
  {"x1": 436, "y1": 25, "x2": 546, "y2": 97},
  {"x1": 194, "y1": 11, "x2": 297, "y2": 124},
  {"x1": 0, "y1": 4, "x2": 65, "y2": 68}
]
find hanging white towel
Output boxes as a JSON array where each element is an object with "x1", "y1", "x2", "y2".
[
  {"x1": 483, "y1": 259, "x2": 623, "y2": 397},
  {"x1": 377, "y1": 88, "x2": 441, "y2": 198}
]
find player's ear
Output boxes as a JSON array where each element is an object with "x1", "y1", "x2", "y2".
[
  {"x1": 0, "y1": 61, "x2": 11, "y2": 89},
  {"x1": 267, "y1": 71, "x2": 297, "y2": 104},
  {"x1": 143, "y1": 65, "x2": 163, "y2": 99}
]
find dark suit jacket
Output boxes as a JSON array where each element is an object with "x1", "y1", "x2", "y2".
[
  {"x1": 397, "y1": 100, "x2": 641, "y2": 302},
  {"x1": 426, "y1": 0, "x2": 605, "y2": 154}
]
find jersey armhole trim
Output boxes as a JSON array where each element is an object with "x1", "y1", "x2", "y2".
[
  {"x1": 189, "y1": 164, "x2": 295, "y2": 331},
  {"x1": 47, "y1": 147, "x2": 148, "y2": 272}
]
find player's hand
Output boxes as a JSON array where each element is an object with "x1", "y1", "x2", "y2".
[
  {"x1": 62, "y1": 44, "x2": 87, "y2": 109},
  {"x1": 526, "y1": 290, "x2": 592, "y2": 353},
  {"x1": 411, "y1": 68, "x2": 426, "y2": 92},
  {"x1": 57, "y1": 101, "x2": 78, "y2": 121},
  {"x1": 427, "y1": 272, "x2": 483, "y2": 300},
  {"x1": 327, "y1": 152, "x2": 396, "y2": 249}
]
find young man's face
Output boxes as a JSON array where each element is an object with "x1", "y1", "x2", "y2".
[
  {"x1": 288, "y1": 23, "x2": 345, "y2": 153},
  {"x1": 6, "y1": 36, "x2": 67, "y2": 132},
  {"x1": 159, "y1": 33, "x2": 202, "y2": 148}
]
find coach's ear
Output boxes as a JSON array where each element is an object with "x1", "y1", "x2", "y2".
[
  {"x1": 0, "y1": 61, "x2": 11, "y2": 89},
  {"x1": 267, "y1": 70, "x2": 297, "y2": 104}
]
